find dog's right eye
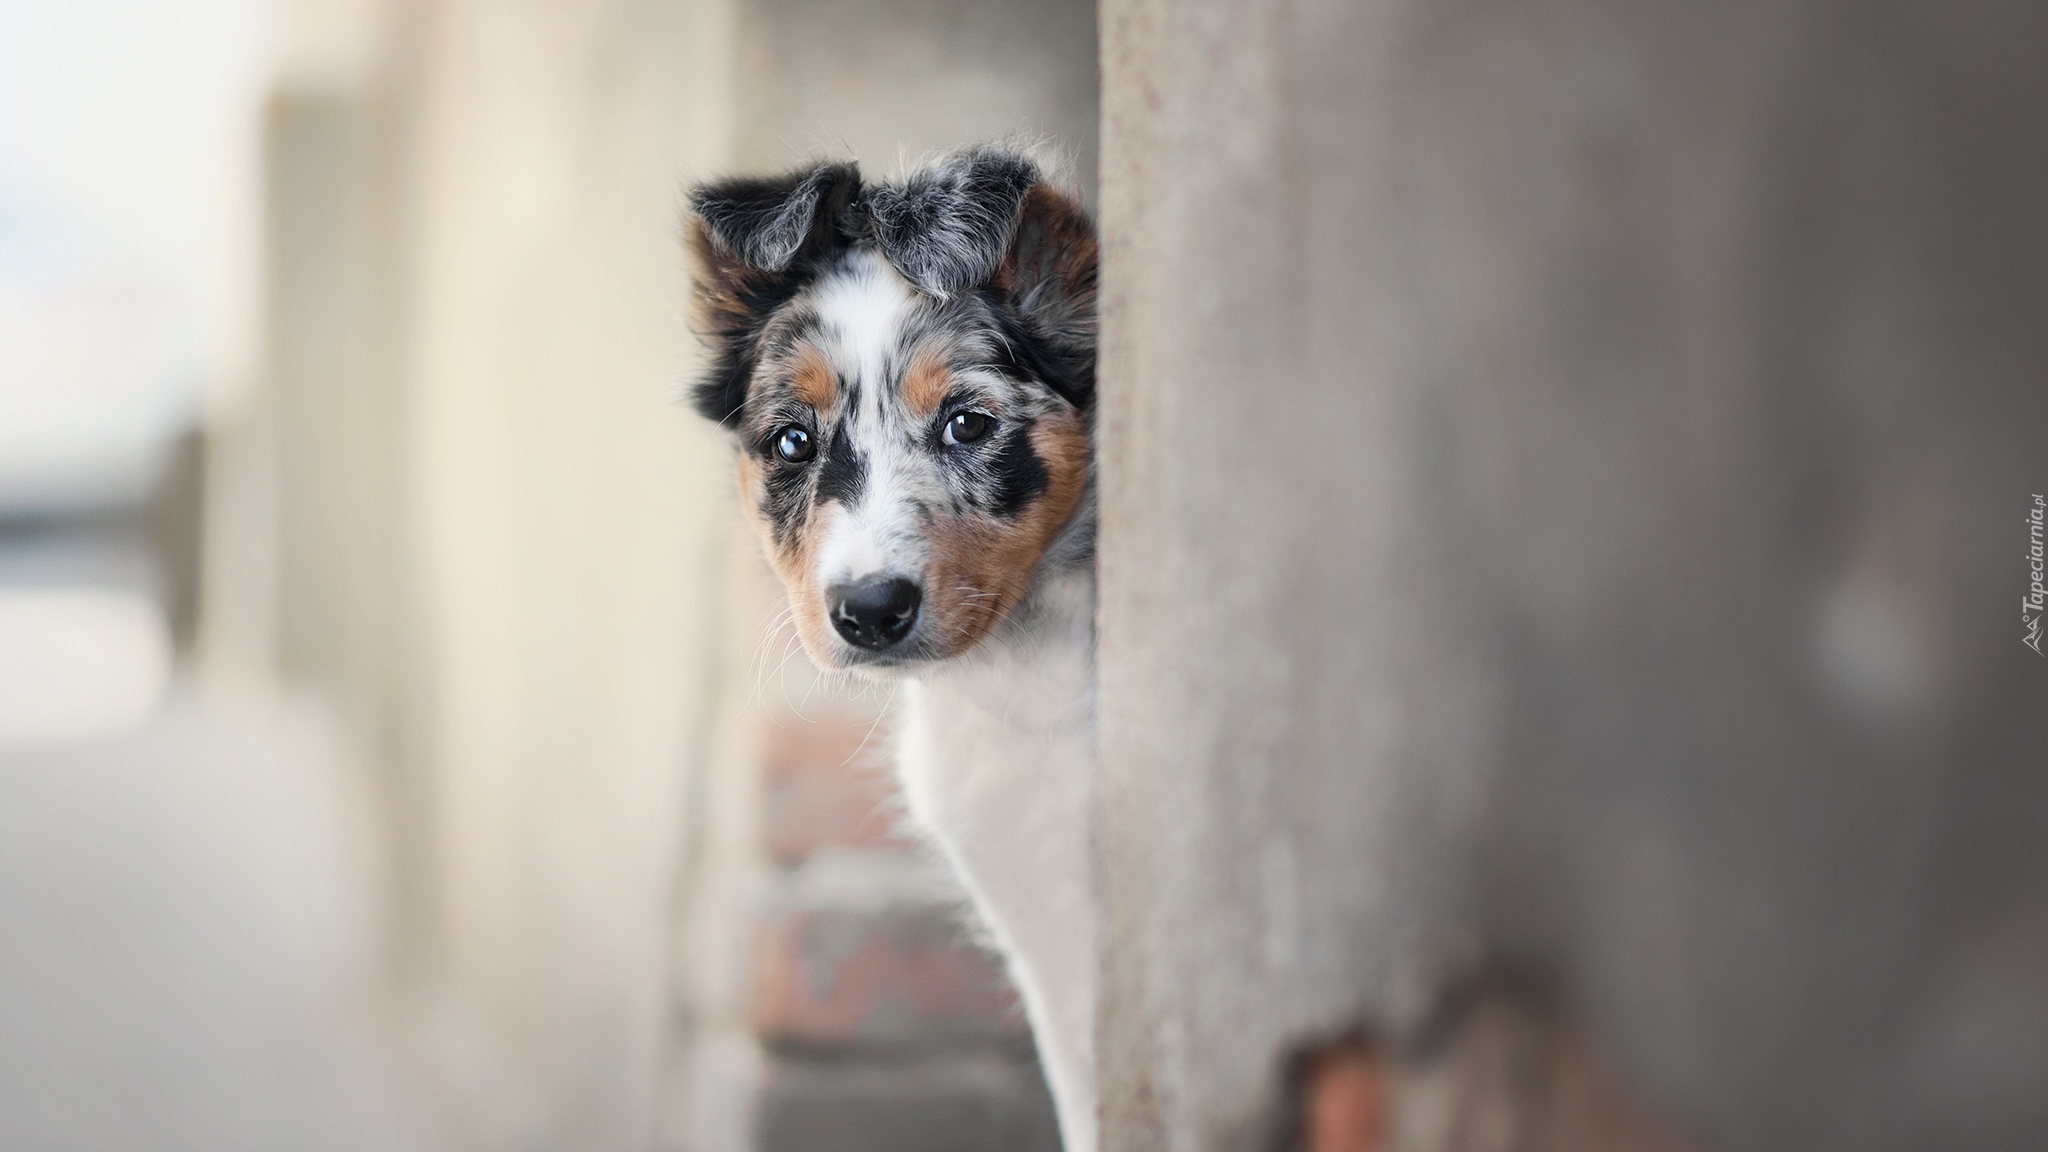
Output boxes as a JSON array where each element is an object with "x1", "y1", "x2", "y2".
[{"x1": 774, "y1": 425, "x2": 815, "y2": 463}]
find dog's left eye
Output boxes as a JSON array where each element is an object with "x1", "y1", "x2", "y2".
[{"x1": 943, "y1": 411, "x2": 993, "y2": 446}]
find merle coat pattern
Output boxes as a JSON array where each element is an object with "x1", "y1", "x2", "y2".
[{"x1": 686, "y1": 145, "x2": 1101, "y2": 1152}]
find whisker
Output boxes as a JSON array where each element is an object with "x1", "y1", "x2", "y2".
[
  {"x1": 841, "y1": 689, "x2": 901, "y2": 769},
  {"x1": 734, "y1": 603, "x2": 799, "y2": 723},
  {"x1": 768, "y1": 625, "x2": 810, "y2": 708},
  {"x1": 748, "y1": 603, "x2": 802, "y2": 715}
]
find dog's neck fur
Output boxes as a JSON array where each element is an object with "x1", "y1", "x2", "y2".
[{"x1": 896, "y1": 489, "x2": 1098, "y2": 1152}]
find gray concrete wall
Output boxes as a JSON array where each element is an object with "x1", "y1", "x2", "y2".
[
  {"x1": 1096, "y1": 3, "x2": 2048, "y2": 1150},
  {"x1": 252, "y1": 2, "x2": 743, "y2": 1147}
]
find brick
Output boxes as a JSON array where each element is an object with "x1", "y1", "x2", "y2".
[
  {"x1": 1300, "y1": 1039, "x2": 1386, "y2": 1152},
  {"x1": 756, "y1": 903, "x2": 1029, "y2": 1050},
  {"x1": 761, "y1": 713, "x2": 913, "y2": 865},
  {"x1": 758, "y1": 1054, "x2": 1060, "y2": 1152}
]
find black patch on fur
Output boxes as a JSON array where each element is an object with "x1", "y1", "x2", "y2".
[
  {"x1": 982, "y1": 295, "x2": 1095, "y2": 411},
  {"x1": 986, "y1": 422, "x2": 1051, "y2": 518},
  {"x1": 756, "y1": 443, "x2": 814, "y2": 545},
  {"x1": 865, "y1": 146, "x2": 1039, "y2": 297},
  {"x1": 694, "y1": 285, "x2": 792, "y2": 426},
  {"x1": 814, "y1": 420, "x2": 866, "y2": 507}
]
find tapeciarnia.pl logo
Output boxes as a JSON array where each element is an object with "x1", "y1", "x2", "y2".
[{"x1": 2027, "y1": 494, "x2": 2045, "y2": 656}]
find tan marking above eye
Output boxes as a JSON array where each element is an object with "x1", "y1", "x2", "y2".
[
  {"x1": 902, "y1": 346, "x2": 953, "y2": 419},
  {"x1": 790, "y1": 344, "x2": 837, "y2": 409}
]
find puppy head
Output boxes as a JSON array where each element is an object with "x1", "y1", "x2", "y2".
[{"x1": 686, "y1": 146, "x2": 1097, "y2": 675}]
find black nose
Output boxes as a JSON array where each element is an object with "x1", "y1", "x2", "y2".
[{"x1": 827, "y1": 577, "x2": 922, "y2": 651}]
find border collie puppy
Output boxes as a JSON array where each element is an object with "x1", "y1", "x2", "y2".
[{"x1": 684, "y1": 145, "x2": 1099, "y2": 1152}]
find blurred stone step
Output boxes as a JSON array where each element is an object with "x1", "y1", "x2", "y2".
[
  {"x1": 756, "y1": 859, "x2": 1028, "y2": 1052},
  {"x1": 758, "y1": 1053, "x2": 1059, "y2": 1152}
]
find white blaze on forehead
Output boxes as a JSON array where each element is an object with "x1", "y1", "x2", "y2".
[
  {"x1": 809, "y1": 251, "x2": 929, "y2": 587},
  {"x1": 810, "y1": 250, "x2": 917, "y2": 420}
]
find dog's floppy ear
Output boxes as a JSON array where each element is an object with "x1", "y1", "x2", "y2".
[
  {"x1": 866, "y1": 145, "x2": 1040, "y2": 298},
  {"x1": 686, "y1": 161, "x2": 861, "y2": 425},
  {"x1": 691, "y1": 161, "x2": 862, "y2": 273},
  {"x1": 989, "y1": 180, "x2": 1099, "y2": 409}
]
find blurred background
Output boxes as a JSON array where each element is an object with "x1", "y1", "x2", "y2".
[
  {"x1": 8, "y1": 2, "x2": 2045, "y2": 1151},
  {"x1": 0, "y1": 0, "x2": 1092, "y2": 1149}
]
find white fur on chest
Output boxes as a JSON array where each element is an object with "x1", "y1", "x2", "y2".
[{"x1": 894, "y1": 569, "x2": 1098, "y2": 1152}]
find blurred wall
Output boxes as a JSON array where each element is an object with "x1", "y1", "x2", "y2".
[
  {"x1": 401, "y1": 5, "x2": 739, "y2": 1143},
  {"x1": 1097, "y1": 2, "x2": 2048, "y2": 1151},
  {"x1": 0, "y1": 0, "x2": 268, "y2": 739},
  {"x1": 732, "y1": 0, "x2": 1097, "y2": 196},
  {"x1": 243, "y1": 0, "x2": 742, "y2": 1147},
  {"x1": 237, "y1": 1, "x2": 1096, "y2": 1149}
]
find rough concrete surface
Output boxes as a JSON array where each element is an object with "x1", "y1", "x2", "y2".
[{"x1": 1097, "y1": 3, "x2": 2048, "y2": 1150}]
